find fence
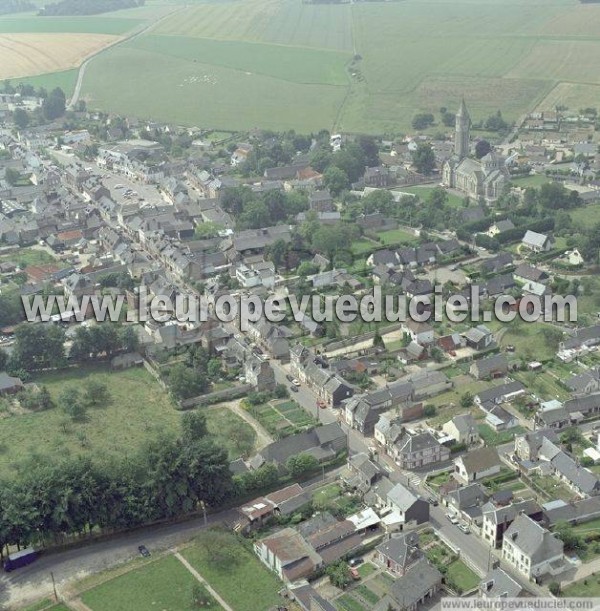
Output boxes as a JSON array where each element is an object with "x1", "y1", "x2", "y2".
[{"x1": 179, "y1": 384, "x2": 253, "y2": 409}]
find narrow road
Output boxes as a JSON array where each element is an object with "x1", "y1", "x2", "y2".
[
  {"x1": 68, "y1": 4, "x2": 186, "y2": 110},
  {"x1": 174, "y1": 552, "x2": 233, "y2": 611}
]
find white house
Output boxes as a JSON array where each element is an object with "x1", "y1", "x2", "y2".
[
  {"x1": 442, "y1": 414, "x2": 480, "y2": 446},
  {"x1": 454, "y1": 447, "x2": 501, "y2": 484},
  {"x1": 562, "y1": 249, "x2": 585, "y2": 266},
  {"x1": 501, "y1": 514, "x2": 565, "y2": 580},
  {"x1": 522, "y1": 230, "x2": 554, "y2": 253}
]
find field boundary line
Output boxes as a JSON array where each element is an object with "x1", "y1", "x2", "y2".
[{"x1": 174, "y1": 551, "x2": 234, "y2": 611}]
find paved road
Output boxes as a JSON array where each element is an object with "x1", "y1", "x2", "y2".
[{"x1": 0, "y1": 508, "x2": 237, "y2": 610}]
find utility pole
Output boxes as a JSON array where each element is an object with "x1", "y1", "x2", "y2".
[{"x1": 50, "y1": 571, "x2": 58, "y2": 602}]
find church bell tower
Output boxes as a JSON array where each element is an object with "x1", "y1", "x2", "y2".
[{"x1": 454, "y1": 98, "x2": 470, "y2": 159}]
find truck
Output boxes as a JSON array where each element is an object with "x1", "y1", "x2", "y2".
[{"x1": 4, "y1": 548, "x2": 38, "y2": 572}]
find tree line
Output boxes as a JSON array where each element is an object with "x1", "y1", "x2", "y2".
[
  {"x1": 0, "y1": 412, "x2": 232, "y2": 556},
  {"x1": 39, "y1": 0, "x2": 143, "y2": 16}
]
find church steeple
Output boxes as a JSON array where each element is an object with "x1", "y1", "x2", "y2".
[{"x1": 455, "y1": 98, "x2": 470, "y2": 159}]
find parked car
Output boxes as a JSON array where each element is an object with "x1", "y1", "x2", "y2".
[
  {"x1": 138, "y1": 545, "x2": 151, "y2": 558},
  {"x1": 3, "y1": 548, "x2": 38, "y2": 572},
  {"x1": 286, "y1": 374, "x2": 294, "y2": 382},
  {"x1": 349, "y1": 567, "x2": 360, "y2": 581},
  {"x1": 458, "y1": 523, "x2": 471, "y2": 534},
  {"x1": 290, "y1": 385, "x2": 299, "y2": 393},
  {"x1": 446, "y1": 512, "x2": 459, "y2": 525},
  {"x1": 428, "y1": 496, "x2": 439, "y2": 507},
  {"x1": 349, "y1": 557, "x2": 364, "y2": 567},
  {"x1": 291, "y1": 379, "x2": 301, "y2": 387}
]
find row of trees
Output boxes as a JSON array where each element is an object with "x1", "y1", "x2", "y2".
[
  {"x1": 4, "y1": 322, "x2": 140, "y2": 377},
  {"x1": 0, "y1": 412, "x2": 232, "y2": 555}
]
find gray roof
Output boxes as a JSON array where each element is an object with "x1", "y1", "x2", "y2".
[
  {"x1": 396, "y1": 431, "x2": 441, "y2": 456},
  {"x1": 472, "y1": 354, "x2": 508, "y2": 377},
  {"x1": 0, "y1": 371, "x2": 23, "y2": 391},
  {"x1": 387, "y1": 483, "x2": 420, "y2": 512},
  {"x1": 523, "y1": 230, "x2": 550, "y2": 248},
  {"x1": 483, "y1": 499, "x2": 541, "y2": 525},
  {"x1": 479, "y1": 568, "x2": 522, "y2": 598},
  {"x1": 375, "y1": 532, "x2": 422, "y2": 568},
  {"x1": 447, "y1": 482, "x2": 488, "y2": 509},
  {"x1": 457, "y1": 446, "x2": 500, "y2": 474},
  {"x1": 385, "y1": 559, "x2": 442, "y2": 608},
  {"x1": 504, "y1": 514, "x2": 563, "y2": 564}
]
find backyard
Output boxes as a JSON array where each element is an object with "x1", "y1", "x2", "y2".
[
  {"x1": 180, "y1": 531, "x2": 283, "y2": 611},
  {"x1": 244, "y1": 398, "x2": 316, "y2": 438}
]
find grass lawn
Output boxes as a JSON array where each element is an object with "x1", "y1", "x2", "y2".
[
  {"x1": 562, "y1": 575, "x2": 600, "y2": 597},
  {"x1": 498, "y1": 321, "x2": 560, "y2": 362},
  {"x1": 245, "y1": 400, "x2": 315, "y2": 438},
  {"x1": 0, "y1": 247, "x2": 56, "y2": 267},
  {"x1": 446, "y1": 560, "x2": 480, "y2": 593},
  {"x1": 357, "y1": 562, "x2": 376, "y2": 578},
  {"x1": 530, "y1": 475, "x2": 574, "y2": 502},
  {"x1": 205, "y1": 407, "x2": 256, "y2": 460},
  {"x1": 0, "y1": 68, "x2": 78, "y2": 96},
  {"x1": 571, "y1": 203, "x2": 600, "y2": 229},
  {"x1": 0, "y1": 365, "x2": 180, "y2": 478},
  {"x1": 22, "y1": 601, "x2": 63, "y2": 611},
  {"x1": 478, "y1": 424, "x2": 525, "y2": 447},
  {"x1": 511, "y1": 174, "x2": 552, "y2": 188},
  {"x1": 81, "y1": 554, "x2": 199, "y2": 611},
  {"x1": 376, "y1": 228, "x2": 418, "y2": 246},
  {"x1": 337, "y1": 594, "x2": 367, "y2": 611},
  {"x1": 313, "y1": 483, "x2": 362, "y2": 517},
  {"x1": 395, "y1": 186, "x2": 465, "y2": 208},
  {"x1": 571, "y1": 517, "x2": 600, "y2": 535},
  {"x1": 181, "y1": 532, "x2": 282, "y2": 611}
]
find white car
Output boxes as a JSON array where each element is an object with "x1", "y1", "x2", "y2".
[
  {"x1": 458, "y1": 523, "x2": 471, "y2": 534},
  {"x1": 291, "y1": 379, "x2": 301, "y2": 387},
  {"x1": 446, "y1": 512, "x2": 459, "y2": 525}
]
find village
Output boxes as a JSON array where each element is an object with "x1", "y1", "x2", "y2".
[{"x1": 2, "y1": 92, "x2": 600, "y2": 610}]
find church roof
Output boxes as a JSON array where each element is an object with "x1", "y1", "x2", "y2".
[{"x1": 457, "y1": 98, "x2": 470, "y2": 120}]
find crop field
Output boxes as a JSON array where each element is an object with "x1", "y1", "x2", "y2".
[
  {"x1": 4, "y1": 0, "x2": 600, "y2": 134},
  {"x1": 0, "y1": 33, "x2": 118, "y2": 80},
  {"x1": 0, "y1": 16, "x2": 140, "y2": 35}
]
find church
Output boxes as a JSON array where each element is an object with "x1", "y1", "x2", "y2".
[{"x1": 442, "y1": 99, "x2": 509, "y2": 203}]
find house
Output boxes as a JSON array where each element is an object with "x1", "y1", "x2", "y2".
[
  {"x1": 479, "y1": 568, "x2": 522, "y2": 598},
  {"x1": 343, "y1": 452, "x2": 385, "y2": 494},
  {"x1": 470, "y1": 354, "x2": 509, "y2": 380},
  {"x1": 562, "y1": 249, "x2": 584, "y2": 266},
  {"x1": 377, "y1": 559, "x2": 442, "y2": 611},
  {"x1": 251, "y1": 423, "x2": 347, "y2": 471},
  {"x1": 481, "y1": 499, "x2": 543, "y2": 548},
  {"x1": 486, "y1": 219, "x2": 514, "y2": 237},
  {"x1": 454, "y1": 447, "x2": 501, "y2": 485},
  {"x1": 375, "y1": 532, "x2": 423, "y2": 576},
  {"x1": 386, "y1": 483, "x2": 430, "y2": 526},
  {"x1": 446, "y1": 483, "x2": 488, "y2": 523},
  {"x1": 254, "y1": 527, "x2": 322, "y2": 583},
  {"x1": 442, "y1": 414, "x2": 480, "y2": 446},
  {"x1": 0, "y1": 371, "x2": 24, "y2": 395},
  {"x1": 402, "y1": 320, "x2": 434, "y2": 345},
  {"x1": 464, "y1": 325, "x2": 494, "y2": 351},
  {"x1": 479, "y1": 252, "x2": 513, "y2": 275},
  {"x1": 565, "y1": 367, "x2": 600, "y2": 396},
  {"x1": 486, "y1": 405, "x2": 519, "y2": 432},
  {"x1": 522, "y1": 230, "x2": 554, "y2": 253},
  {"x1": 514, "y1": 263, "x2": 548, "y2": 285},
  {"x1": 475, "y1": 381, "x2": 525, "y2": 410},
  {"x1": 394, "y1": 431, "x2": 450, "y2": 470},
  {"x1": 501, "y1": 514, "x2": 565, "y2": 580}
]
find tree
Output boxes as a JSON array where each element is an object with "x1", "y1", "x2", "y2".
[
  {"x1": 13, "y1": 107, "x2": 29, "y2": 129},
  {"x1": 412, "y1": 113, "x2": 435, "y2": 130},
  {"x1": 223, "y1": 420, "x2": 255, "y2": 458},
  {"x1": 9, "y1": 324, "x2": 66, "y2": 372},
  {"x1": 59, "y1": 387, "x2": 87, "y2": 422},
  {"x1": 554, "y1": 522, "x2": 584, "y2": 551},
  {"x1": 323, "y1": 166, "x2": 349, "y2": 196},
  {"x1": 460, "y1": 392, "x2": 474, "y2": 408},
  {"x1": 42, "y1": 87, "x2": 66, "y2": 121},
  {"x1": 475, "y1": 140, "x2": 491, "y2": 159},
  {"x1": 327, "y1": 561, "x2": 351, "y2": 589},
  {"x1": 357, "y1": 134, "x2": 380, "y2": 167},
  {"x1": 484, "y1": 111, "x2": 508, "y2": 132},
  {"x1": 197, "y1": 530, "x2": 241, "y2": 570},
  {"x1": 549, "y1": 582, "x2": 561, "y2": 596},
  {"x1": 423, "y1": 405, "x2": 436, "y2": 417},
  {"x1": 168, "y1": 364, "x2": 208, "y2": 401},
  {"x1": 441, "y1": 111, "x2": 455, "y2": 127},
  {"x1": 0, "y1": 348, "x2": 7, "y2": 371},
  {"x1": 411, "y1": 143, "x2": 436, "y2": 175},
  {"x1": 286, "y1": 453, "x2": 319, "y2": 477},
  {"x1": 181, "y1": 411, "x2": 208, "y2": 443},
  {"x1": 84, "y1": 380, "x2": 110, "y2": 407}
]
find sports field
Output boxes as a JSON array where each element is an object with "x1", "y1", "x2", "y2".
[{"x1": 5, "y1": 0, "x2": 600, "y2": 133}]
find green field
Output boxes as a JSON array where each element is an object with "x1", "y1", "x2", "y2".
[
  {"x1": 74, "y1": 0, "x2": 596, "y2": 132},
  {"x1": 81, "y1": 555, "x2": 200, "y2": 611},
  {"x1": 181, "y1": 532, "x2": 283, "y2": 611},
  {"x1": 1, "y1": 69, "x2": 78, "y2": 96},
  {"x1": 0, "y1": 16, "x2": 140, "y2": 34},
  {"x1": 0, "y1": 365, "x2": 181, "y2": 478}
]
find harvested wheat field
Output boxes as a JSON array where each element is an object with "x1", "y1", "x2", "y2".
[{"x1": 0, "y1": 33, "x2": 118, "y2": 80}]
